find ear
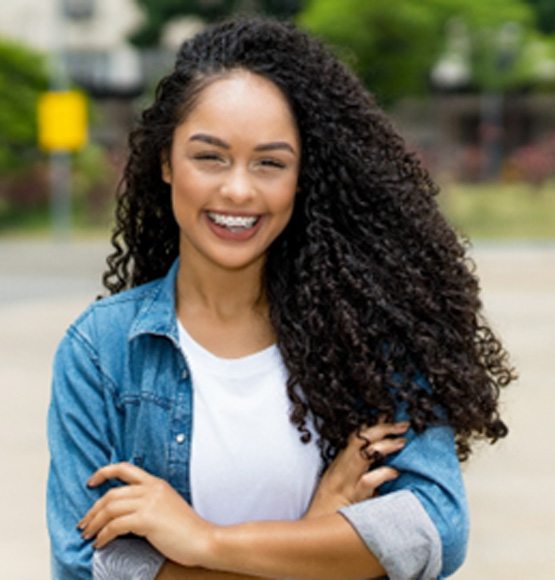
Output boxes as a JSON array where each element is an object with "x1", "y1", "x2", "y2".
[{"x1": 160, "y1": 149, "x2": 172, "y2": 184}]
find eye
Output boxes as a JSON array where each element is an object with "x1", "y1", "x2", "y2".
[
  {"x1": 258, "y1": 158, "x2": 286, "y2": 169},
  {"x1": 194, "y1": 153, "x2": 224, "y2": 163}
]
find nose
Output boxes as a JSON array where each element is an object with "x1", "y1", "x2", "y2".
[{"x1": 220, "y1": 166, "x2": 255, "y2": 203}]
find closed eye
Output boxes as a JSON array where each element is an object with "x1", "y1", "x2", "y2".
[
  {"x1": 258, "y1": 158, "x2": 286, "y2": 169},
  {"x1": 194, "y1": 153, "x2": 224, "y2": 162}
]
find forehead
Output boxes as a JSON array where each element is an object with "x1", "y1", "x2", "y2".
[{"x1": 177, "y1": 70, "x2": 299, "y2": 143}]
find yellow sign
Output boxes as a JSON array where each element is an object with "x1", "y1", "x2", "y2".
[{"x1": 38, "y1": 90, "x2": 88, "y2": 152}]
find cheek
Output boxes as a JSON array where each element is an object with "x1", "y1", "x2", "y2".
[
  {"x1": 170, "y1": 171, "x2": 204, "y2": 208},
  {"x1": 271, "y1": 174, "x2": 298, "y2": 213}
]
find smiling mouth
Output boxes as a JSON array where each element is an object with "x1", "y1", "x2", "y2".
[{"x1": 206, "y1": 211, "x2": 261, "y2": 232}]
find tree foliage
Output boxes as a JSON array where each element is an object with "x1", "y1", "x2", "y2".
[
  {"x1": 299, "y1": 0, "x2": 534, "y2": 104},
  {"x1": 0, "y1": 38, "x2": 48, "y2": 175},
  {"x1": 131, "y1": 0, "x2": 307, "y2": 47},
  {"x1": 524, "y1": 0, "x2": 555, "y2": 34}
]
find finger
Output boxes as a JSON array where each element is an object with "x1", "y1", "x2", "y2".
[
  {"x1": 358, "y1": 421, "x2": 410, "y2": 444},
  {"x1": 360, "y1": 437, "x2": 407, "y2": 462},
  {"x1": 92, "y1": 513, "x2": 137, "y2": 549},
  {"x1": 347, "y1": 421, "x2": 407, "y2": 457},
  {"x1": 78, "y1": 485, "x2": 142, "y2": 530},
  {"x1": 81, "y1": 496, "x2": 140, "y2": 541},
  {"x1": 359, "y1": 466, "x2": 400, "y2": 494},
  {"x1": 87, "y1": 462, "x2": 150, "y2": 488}
]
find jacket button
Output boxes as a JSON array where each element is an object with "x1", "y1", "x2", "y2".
[{"x1": 175, "y1": 433, "x2": 186, "y2": 444}]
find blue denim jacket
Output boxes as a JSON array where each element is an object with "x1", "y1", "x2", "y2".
[{"x1": 47, "y1": 259, "x2": 468, "y2": 579}]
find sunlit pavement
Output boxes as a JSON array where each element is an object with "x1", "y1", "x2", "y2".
[{"x1": 0, "y1": 239, "x2": 553, "y2": 579}]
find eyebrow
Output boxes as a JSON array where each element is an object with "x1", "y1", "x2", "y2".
[
  {"x1": 189, "y1": 133, "x2": 230, "y2": 148},
  {"x1": 189, "y1": 133, "x2": 296, "y2": 154},
  {"x1": 254, "y1": 142, "x2": 296, "y2": 154}
]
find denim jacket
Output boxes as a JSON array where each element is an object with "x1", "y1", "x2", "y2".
[{"x1": 47, "y1": 259, "x2": 468, "y2": 580}]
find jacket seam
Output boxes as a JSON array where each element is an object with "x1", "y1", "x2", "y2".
[{"x1": 66, "y1": 323, "x2": 119, "y2": 401}]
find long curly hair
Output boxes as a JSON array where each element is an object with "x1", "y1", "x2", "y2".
[{"x1": 104, "y1": 16, "x2": 515, "y2": 463}]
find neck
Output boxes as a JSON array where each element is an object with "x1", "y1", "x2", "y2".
[{"x1": 176, "y1": 256, "x2": 268, "y2": 323}]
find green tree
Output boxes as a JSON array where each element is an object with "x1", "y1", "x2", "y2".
[
  {"x1": 524, "y1": 0, "x2": 555, "y2": 34},
  {"x1": 299, "y1": 0, "x2": 534, "y2": 104},
  {"x1": 0, "y1": 38, "x2": 48, "y2": 175},
  {"x1": 131, "y1": 0, "x2": 307, "y2": 47}
]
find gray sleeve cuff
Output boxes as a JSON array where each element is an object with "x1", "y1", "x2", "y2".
[
  {"x1": 339, "y1": 490, "x2": 442, "y2": 580},
  {"x1": 92, "y1": 537, "x2": 165, "y2": 580}
]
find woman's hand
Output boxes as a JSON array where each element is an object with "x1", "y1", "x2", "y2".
[
  {"x1": 304, "y1": 421, "x2": 408, "y2": 519},
  {"x1": 78, "y1": 462, "x2": 214, "y2": 567}
]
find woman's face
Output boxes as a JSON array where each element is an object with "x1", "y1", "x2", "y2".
[{"x1": 162, "y1": 70, "x2": 301, "y2": 274}]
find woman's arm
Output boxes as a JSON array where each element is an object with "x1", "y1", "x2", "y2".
[
  {"x1": 205, "y1": 511, "x2": 385, "y2": 579},
  {"x1": 156, "y1": 563, "x2": 269, "y2": 580},
  {"x1": 48, "y1": 323, "x2": 113, "y2": 580},
  {"x1": 48, "y1": 316, "x2": 174, "y2": 580},
  {"x1": 81, "y1": 424, "x2": 408, "y2": 580},
  {"x1": 152, "y1": 516, "x2": 382, "y2": 580},
  {"x1": 93, "y1": 538, "x2": 268, "y2": 580},
  {"x1": 340, "y1": 423, "x2": 469, "y2": 578}
]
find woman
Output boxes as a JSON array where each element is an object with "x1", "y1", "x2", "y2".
[{"x1": 47, "y1": 16, "x2": 514, "y2": 580}]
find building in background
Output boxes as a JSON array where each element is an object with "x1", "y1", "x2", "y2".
[{"x1": 0, "y1": 0, "x2": 147, "y2": 97}]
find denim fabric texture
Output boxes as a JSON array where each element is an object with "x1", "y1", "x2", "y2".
[{"x1": 47, "y1": 259, "x2": 468, "y2": 579}]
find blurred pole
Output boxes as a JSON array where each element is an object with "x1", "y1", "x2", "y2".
[
  {"x1": 50, "y1": 152, "x2": 72, "y2": 238},
  {"x1": 480, "y1": 22, "x2": 521, "y2": 181},
  {"x1": 480, "y1": 92, "x2": 504, "y2": 181},
  {"x1": 431, "y1": 19, "x2": 471, "y2": 180},
  {"x1": 49, "y1": 0, "x2": 71, "y2": 240}
]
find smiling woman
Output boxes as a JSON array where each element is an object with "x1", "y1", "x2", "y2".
[
  {"x1": 47, "y1": 15, "x2": 514, "y2": 580},
  {"x1": 161, "y1": 70, "x2": 300, "y2": 274}
]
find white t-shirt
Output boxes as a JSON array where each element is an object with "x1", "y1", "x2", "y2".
[{"x1": 178, "y1": 322, "x2": 323, "y2": 526}]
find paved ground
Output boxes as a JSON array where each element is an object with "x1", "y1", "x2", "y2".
[{"x1": 0, "y1": 238, "x2": 553, "y2": 579}]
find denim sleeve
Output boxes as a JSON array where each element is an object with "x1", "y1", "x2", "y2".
[
  {"x1": 339, "y1": 425, "x2": 469, "y2": 579},
  {"x1": 48, "y1": 321, "x2": 161, "y2": 580},
  {"x1": 47, "y1": 323, "x2": 112, "y2": 580}
]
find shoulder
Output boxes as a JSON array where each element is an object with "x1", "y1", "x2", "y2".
[{"x1": 66, "y1": 277, "x2": 164, "y2": 348}]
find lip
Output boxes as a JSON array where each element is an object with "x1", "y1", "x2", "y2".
[{"x1": 203, "y1": 211, "x2": 265, "y2": 241}]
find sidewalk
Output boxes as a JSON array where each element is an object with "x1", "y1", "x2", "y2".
[
  {"x1": 453, "y1": 244, "x2": 555, "y2": 579},
  {"x1": 0, "y1": 239, "x2": 553, "y2": 579}
]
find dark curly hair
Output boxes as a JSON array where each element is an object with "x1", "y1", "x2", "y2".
[{"x1": 103, "y1": 16, "x2": 515, "y2": 463}]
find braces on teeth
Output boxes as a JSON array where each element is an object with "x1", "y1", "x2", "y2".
[{"x1": 208, "y1": 212, "x2": 259, "y2": 228}]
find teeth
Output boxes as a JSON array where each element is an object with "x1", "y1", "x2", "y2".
[{"x1": 208, "y1": 212, "x2": 259, "y2": 229}]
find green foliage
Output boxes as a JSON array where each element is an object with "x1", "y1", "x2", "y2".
[
  {"x1": 131, "y1": 0, "x2": 306, "y2": 47},
  {"x1": 519, "y1": 33, "x2": 555, "y2": 89},
  {"x1": 0, "y1": 38, "x2": 48, "y2": 175},
  {"x1": 299, "y1": 0, "x2": 534, "y2": 103},
  {"x1": 524, "y1": 0, "x2": 555, "y2": 34}
]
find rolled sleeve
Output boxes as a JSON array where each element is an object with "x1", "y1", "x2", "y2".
[
  {"x1": 340, "y1": 425, "x2": 469, "y2": 579},
  {"x1": 93, "y1": 538, "x2": 165, "y2": 580},
  {"x1": 340, "y1": 490, "x2": 441, "y2": 580}
]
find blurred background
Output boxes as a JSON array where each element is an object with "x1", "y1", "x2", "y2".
[{"x1": 0, "y1": 0, "x2": 553, "y2": 578}]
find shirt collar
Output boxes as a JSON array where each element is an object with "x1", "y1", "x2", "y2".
[{"x1": 128, "y1": 258, "x2": 180, "y2": 347}]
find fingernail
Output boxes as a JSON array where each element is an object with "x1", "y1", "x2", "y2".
[{"x1": 396, "y1": 422, "x2": 410, "y2": 431}]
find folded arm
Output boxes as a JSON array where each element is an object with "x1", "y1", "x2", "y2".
[{"x1": 85, "y1": 424, "x2": 408, "y2": 580}]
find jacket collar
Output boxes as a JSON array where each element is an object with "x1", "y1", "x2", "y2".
[{"x1": 128, "y1": 258, "x2": 180, "y2": 347}]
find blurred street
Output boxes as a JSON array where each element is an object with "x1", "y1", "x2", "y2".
[{"x1": 0, "y1": 238, "x2": 553, "y2": 579}]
